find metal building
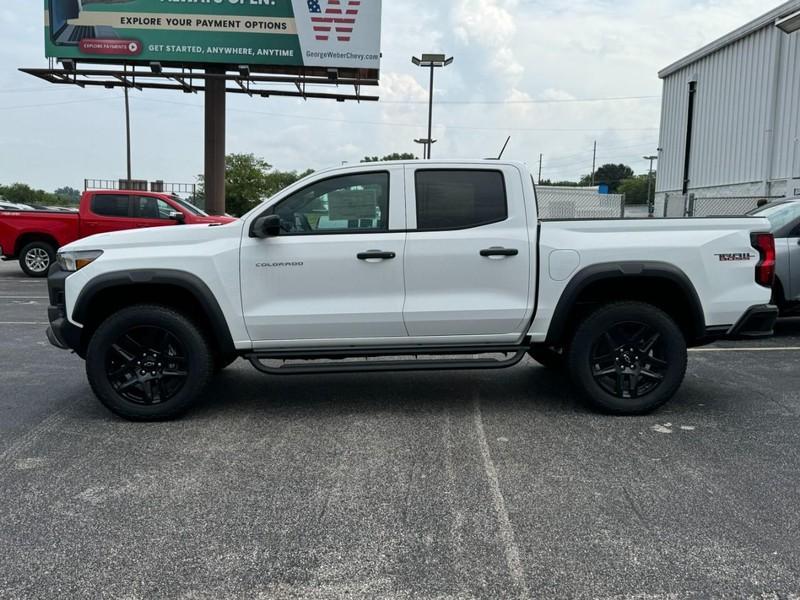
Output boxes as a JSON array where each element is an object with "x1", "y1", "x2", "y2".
[{"x1": 655, "y1": 1, "x2": 800, "y2": 217}]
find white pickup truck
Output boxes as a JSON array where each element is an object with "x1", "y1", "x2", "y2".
[{"x1": 46, "y1": 160, "x2": 778, "y2": 421}]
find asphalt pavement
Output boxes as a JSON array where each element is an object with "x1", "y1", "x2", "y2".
[{"x1": 1, "y1": 259, "x2": 799, "y2": 599}]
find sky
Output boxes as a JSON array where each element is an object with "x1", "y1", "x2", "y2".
[{"x1": 0, "y1": 0, "x2": 779, "y2": 192}]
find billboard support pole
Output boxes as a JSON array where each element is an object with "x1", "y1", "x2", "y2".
[
  {"x1": 204, "y1": 67, "x2": 227, "y2": 216},
  {"x1": 124, "y1": 86, "x2": 132, "y2": 185}
]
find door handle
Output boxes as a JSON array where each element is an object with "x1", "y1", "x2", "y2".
[
  {"x1": 480, "y1": 247, "x2": 519, "y2": 257},
  {"x1": 357, "y1": 250, "x2": 396, "y2": 261}
]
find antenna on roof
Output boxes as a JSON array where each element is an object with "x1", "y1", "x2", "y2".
[{"x1": 497, "y1": 136, "x2": 511, "y2": 159}]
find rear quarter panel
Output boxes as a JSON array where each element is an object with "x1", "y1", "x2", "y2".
[
  {"x1": 0, "y1": 211, "x2": 80, "y2": 256},
  {"x1": 530, "y1": 218, "x2": 774, "y2": 342}
]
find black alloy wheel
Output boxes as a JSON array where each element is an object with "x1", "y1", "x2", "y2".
[
  {"x1": 567, "y1": 302, "x2": 688, "y2": 415},
  {"x1": 590, "y1": 321, "x2": 667, "y2": 399},
  {"x1": 86, "y1": 304, "x2": 213, "y2": 421},
  {"x1": 106, "y1": 326, "x2": 189, "y2": 405}
]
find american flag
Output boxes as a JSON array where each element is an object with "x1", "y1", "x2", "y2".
[{"x1": 311, "y1": 0, "x2": 360, "y2": 42}]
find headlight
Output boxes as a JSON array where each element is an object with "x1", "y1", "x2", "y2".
[{"x1": 56, "y1": 250, "x2": 103, "y2": 272}]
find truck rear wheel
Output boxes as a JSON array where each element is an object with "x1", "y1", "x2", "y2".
[
  {"x1": 19, "y1": 241, "x2": 55, "y2": 278},
  {"x1": 567, "y1": 302, "x2": 687, "y2": 415},
  {"x1": 85, "y1": 305, "x2": 214, "y2": 421}
]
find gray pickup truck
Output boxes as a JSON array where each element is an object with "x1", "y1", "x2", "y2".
[{"x1": 748, "y1": 199, "x2": 800, "y2": 314}]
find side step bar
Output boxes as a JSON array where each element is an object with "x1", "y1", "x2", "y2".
[{"x1": 245, "y1": 343, "x2": 530, "y2": 376}]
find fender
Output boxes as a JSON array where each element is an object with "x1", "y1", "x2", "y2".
[
  {"x1": 72, "y1": 269, "x2": 236, "y2": 356},
  {"x1": 544, "y1": 261, "x2": 706, "y2": 345}
]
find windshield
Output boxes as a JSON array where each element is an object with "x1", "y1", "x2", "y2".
[
  {"x1": 749, "y1": 201, "x2": 800, "y2": 230},
  {"x1": 170, "y1": 196, "x2": 208, "y2": 217}
]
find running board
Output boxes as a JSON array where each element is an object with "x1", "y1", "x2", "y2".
[{"x1": 245, "y1": 343, "x2": 530, "y2": 376}]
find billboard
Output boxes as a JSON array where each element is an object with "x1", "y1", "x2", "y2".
[{"x1": 44, "y1": 0, "x2": 382, "y2": 72}]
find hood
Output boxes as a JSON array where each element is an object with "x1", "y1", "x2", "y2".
[
  {"x1": 192, "y1": 214, "x2": 238, "y2": 225},
  {"x1": 62, "y1": 220, "x2": 244, "y2": 253}
]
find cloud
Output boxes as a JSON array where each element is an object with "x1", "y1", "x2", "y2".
[
  {"x1": 452, "y1": 0, "x2": 523, "y2": 81},
  {"x1": 0, "y1": 0, "x2": 783, "y2": 190}
]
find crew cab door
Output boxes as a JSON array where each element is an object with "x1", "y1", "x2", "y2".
[
  {"x1": 402, "y1": 165, "x2": 533, "y2": 339},
  {"x1": 81, "y1": 193, "x2": 139, "y2": 236},
  {"x1": 132, "y1": 195, "x2": 185, "y2": 229},
  {"x1": 240, "y1": 167, "x2": 408, "y2": 345}
]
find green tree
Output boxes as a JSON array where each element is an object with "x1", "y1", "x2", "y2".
[
  {"x1": 538, "y1": 179, "x2": 580, "y2": 187},
  {"x1": 0, "y1": 183, "x2": 59, "y2": 207},
  {"x1": 362, "y1": 153, "x2": 418, "y2": 162},
  {"x1": 579, "y1": 164, "x2": 635, "y2": 192},
  {"x1": 617, "y1": 174, "x2": 655, "y2": 205},
  {"x1": 54, "y1": 186, "x2": 81, "y2": 205},
  {"x1": 198, "y1": 154, "x2": 314, "y2": 217}
]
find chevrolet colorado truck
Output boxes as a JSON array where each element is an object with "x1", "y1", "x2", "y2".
[
  {"x1": 45, "y1": 160, "x2": 778, "y2": 421},
  {"x1": 0, "y1": 190, "x2": 234, "y2": 277}
]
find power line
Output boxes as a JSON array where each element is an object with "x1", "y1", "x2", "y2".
[
  {"x1": 0, "y1": 91, "x2": 659, "y2": 132},
  {"x1": 543, "y1": 142, "x2": 658, "y2": 168},
  {"x1": 130, "y1": 95, "x2": 659, "y2": 133},
  {"x1": 379, "y1": 95, "x2": 661, "y2": 105},
  {"x1": 0, "y1": 97, "x2": 119, "y2": 111}
]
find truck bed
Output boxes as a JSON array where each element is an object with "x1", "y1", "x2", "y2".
[
  {"x1": 0, "y1": 210, "x2": 80, "y2": 258},
  {"x1": 530, "y1": 216, "x2": 773, "y2": 341}
]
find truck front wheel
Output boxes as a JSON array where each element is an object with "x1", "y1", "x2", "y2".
[
  {"x1": 567, "y1": 302, "x2": 688, "y2": 415},
  {"x1": 19, "y1": 241, "x2": 55, "y2": 278},
  {"x1": 86, "y1": 305, "x2": 214, "y2": 421}
]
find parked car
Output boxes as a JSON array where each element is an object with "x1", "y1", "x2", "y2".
[
  {"x1": 0, "y1": 190, "x2": 235, "y2": 277},
  {"x1": 0, "y1": 201, "x2": 34, "y2": 211},
  {"x1": 747, "y1": 198, "x2": 800, "y2": 314},
  {"x1": 46, "y1": 160, "x2": 777, "y2": 421}
]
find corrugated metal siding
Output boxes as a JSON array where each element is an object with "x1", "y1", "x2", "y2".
[
  {"x1": 656, "y1": 76, "x2": 688, "y2": 192},
  {"x1": 657, "y1": 25, "x2": 783, "y2": 194},
  {"x1": 773, "y1": 32, "x2": 800, "y2": 180}
]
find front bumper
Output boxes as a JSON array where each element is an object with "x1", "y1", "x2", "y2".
[{"x1": 46, "y1": 264, "x2": 83, "y2": 354}]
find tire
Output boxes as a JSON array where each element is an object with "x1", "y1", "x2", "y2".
[
  {"x1": 567, "y1": 302, "x2": 687, "y2": 415},
  {"x1": 528, "y1": 346, "x2": 565, "y2": 370},
  {"x1": 86, "y1": 304, "x2": 214, "y2": 421},
  {"x1": 19, "y1": 241, "x2": 55, "y2": 278}
]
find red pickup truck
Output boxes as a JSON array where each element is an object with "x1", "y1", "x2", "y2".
[{"x1": 0, "y1": 190, "x2": 235, "y2": 277}]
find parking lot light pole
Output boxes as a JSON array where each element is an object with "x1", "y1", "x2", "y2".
[
  {"x1": 412, "y1": 54, "x2": 453, "y2": 159},
  {"x1": 644, "y1": 155, "x2": 658, "y2": 218}
]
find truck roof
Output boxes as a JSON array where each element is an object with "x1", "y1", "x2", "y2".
[{"x1": 313, "y1": 159, "x2": 530, "y2": 177}]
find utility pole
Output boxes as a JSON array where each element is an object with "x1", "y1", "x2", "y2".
[
  {"x1": 644, "y1": 155, "x2": 658, "y2": 218},
  {"x1": 412, "y1": 54, "x2": 453, "y2": 159},
  {"x1": 124, "y1": 86, "x2": 132, "y2": 186},
  {"x1": 591, "y1": 141, "x2": 597, "y2": 186},
  {"x1": 538, "y1": 153, "x2": 543, "y2": 184}
]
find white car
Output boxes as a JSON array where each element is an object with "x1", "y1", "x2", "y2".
[
  {"x1": 46, "y1": 160, "x2": 778, "y2": 421},
  {"x1": 0, "y1": 201, "x2": 34, "y2": 211}
]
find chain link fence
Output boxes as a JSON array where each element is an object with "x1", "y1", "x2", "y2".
[
  {"x1": 537, "y1": 187, "x2": 626, "y2": 219},
  {"x1": 662, "y1": 193, "x2": 783, "y2": 217}
]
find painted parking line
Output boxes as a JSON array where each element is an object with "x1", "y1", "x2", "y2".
[
  {"x1": 690, "y1": 347, "x2": 800, "y2": 352},
  {"x1": 0, "y1": 296, "x2": 49, "y2": 299}
]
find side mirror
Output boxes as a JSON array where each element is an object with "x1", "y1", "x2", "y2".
[
  {"x1": 169, "y1": 211, "x2": 186, "y2": 224},
  {"x1": 250, "y1": 214, "x2": 282, "y2": 239}
]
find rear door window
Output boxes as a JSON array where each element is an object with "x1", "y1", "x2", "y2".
[
  {"x1": 91, "y1": 194, "x2": 132, "y2": 218},
  {"x1": 415, "y1": 170, "x2": 507, "y2": 231}
]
